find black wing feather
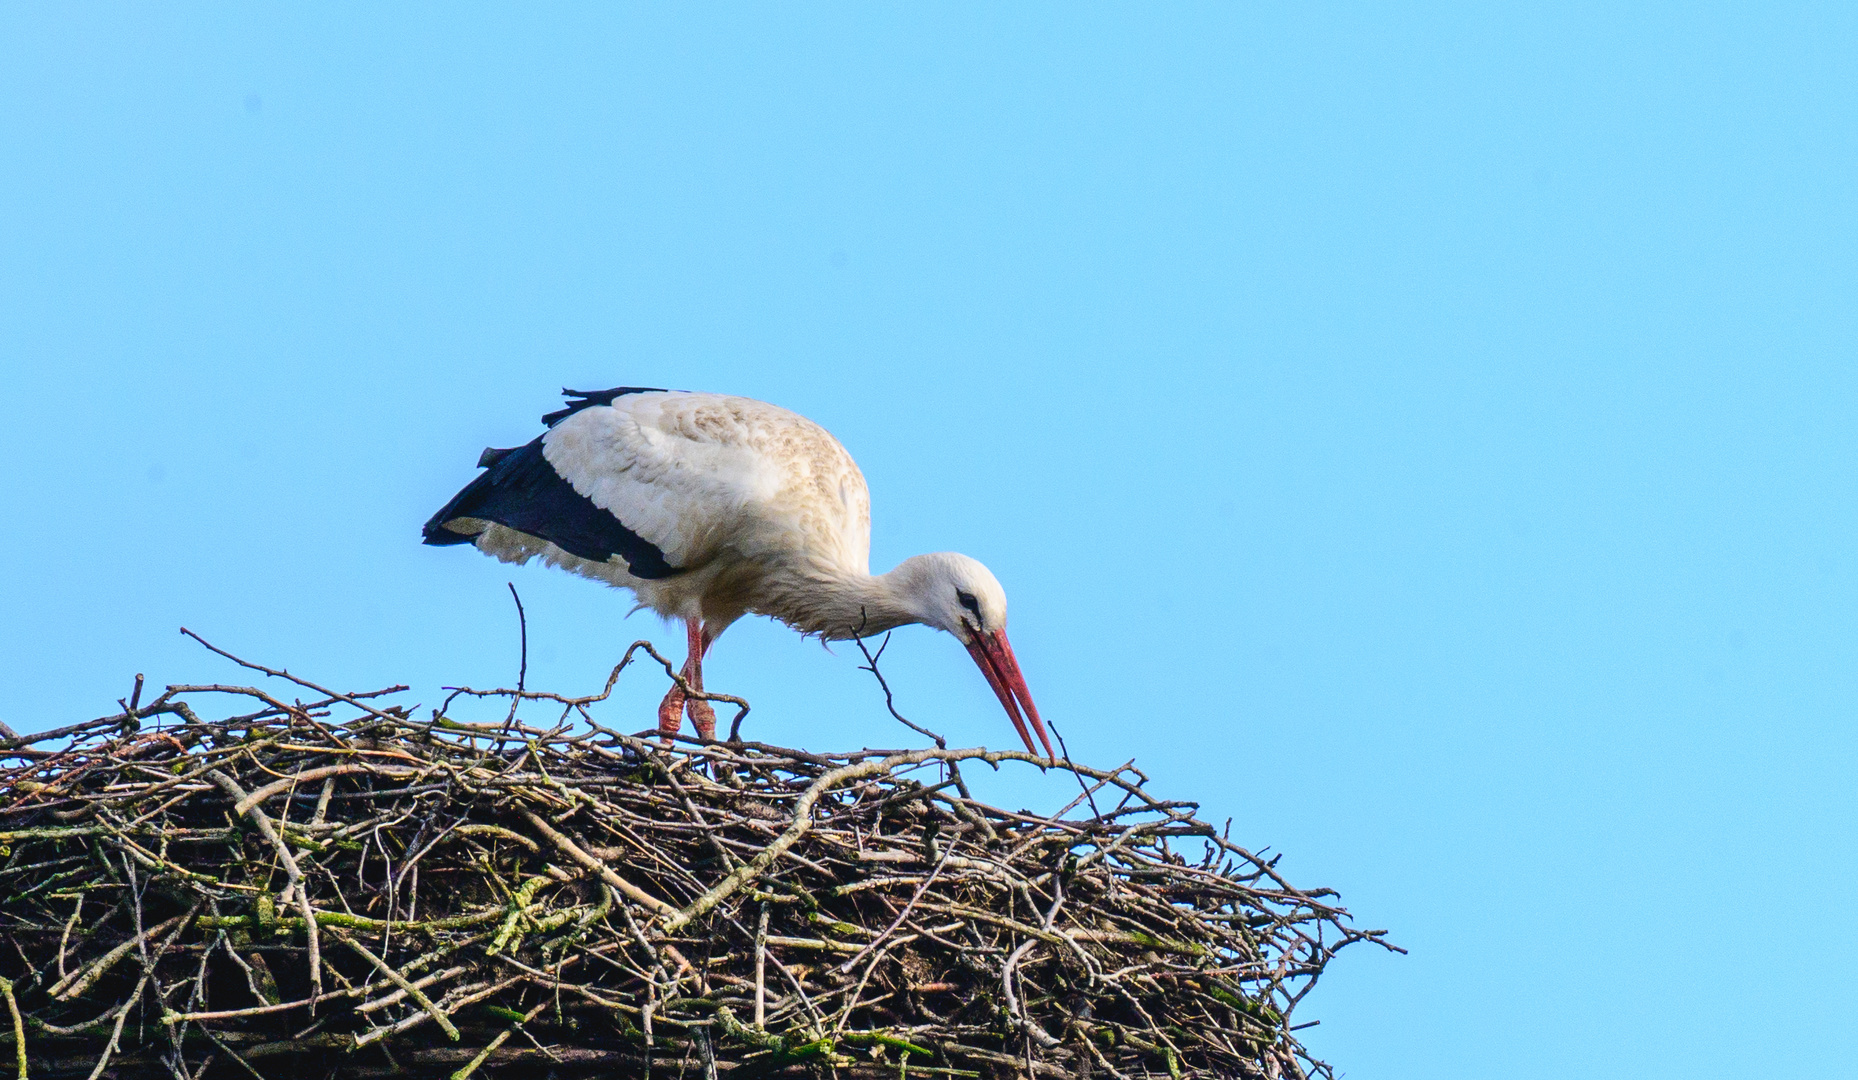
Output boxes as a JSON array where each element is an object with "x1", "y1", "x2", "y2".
[
  {"x1": 421, "y1": 436, "x2": 682, "y2": 579},
  {"x1": 542, "y1": 386, "x2": 667, "y2": 427}
]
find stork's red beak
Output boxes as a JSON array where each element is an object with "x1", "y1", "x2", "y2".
[{"x1": 965, "y1": 628, "x2": 1056, "y2": 759}]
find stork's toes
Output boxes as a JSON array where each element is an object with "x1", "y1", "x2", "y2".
[
  {"x1": 657, "y1": 685, "x2": 687, "y2": 738},
  {"x1": 686, "y1": 695, "x2": 717, "y2": 741}
]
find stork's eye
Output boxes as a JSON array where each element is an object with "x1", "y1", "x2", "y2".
[{"x1": 956, "y1": 590, "x2": 981, "y2": 617}]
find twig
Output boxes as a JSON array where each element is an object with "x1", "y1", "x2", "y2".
[
  {"x1": 853, "y1": 616, "x2": 947, "y2": 749},
  {"x1": 207, "y1": 771, "x2": 323, "y2": 1002},
  {"x1": 180, "y1": 627, "x2": 405, "y2": 723},
  {"x1": 837, "y1": 841, "x2": 953, "y2": 974},
  {"x1": 49, "y1": 914, "x2": 190, "y2": 1001},
  {"x1": 506, "y1": 583, "x2": 527, "y2": 725},
  {"x1": 451, "y1": 998, "x2": 548, "y2": 1080},
  {"x1": 334, "y1": 930, "x2": 461, "y2": 1042},
  {"x1": 753, "y1": 904, "x2": 769, "y2": 1029},
  {"x1": 0, "y1": 977, "x2": 23, "y2": 1080},
  {"x1": 518, "y1": 808, "x2": 678, "y2": 918}
]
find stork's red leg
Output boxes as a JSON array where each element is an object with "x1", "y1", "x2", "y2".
[
  {"x1": 657, "y1": 619, "x2": 698, "y2": 738},
  {"x1": 656, "y1": 619, "x2": 717, "y2": 741},
  {"x1": 684, "y1": 620, "x2": 717, "y2": 741}
]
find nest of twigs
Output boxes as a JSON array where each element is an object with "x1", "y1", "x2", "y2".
[{"x1": 0, "y1": 636, "x2": 1395, "y2": 1079}]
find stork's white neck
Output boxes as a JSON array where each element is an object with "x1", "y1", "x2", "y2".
[
  {"x1": 755, "y1": 563, "x2": 926, "y2": 642},
  {"x1": 748, "y1": 551, "x2": 999, "y2": 643}
]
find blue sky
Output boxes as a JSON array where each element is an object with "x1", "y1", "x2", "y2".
[{"x1": 3, "y1": 5, "x2": 1854, "y2": 1076}]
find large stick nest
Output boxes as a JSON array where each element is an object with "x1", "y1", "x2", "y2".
[{"x1": 0, "y1": 639, "x2": 1395, "y2": 1079}]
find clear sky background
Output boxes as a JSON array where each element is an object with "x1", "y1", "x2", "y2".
[{"x1": 3, "y1": 5, "x2": 1854, "y2": 1076}]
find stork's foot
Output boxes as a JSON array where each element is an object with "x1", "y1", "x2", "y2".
[
  {"x1": 656, "y1": 684, "x2": 687, "y2": 739},
  {"x1": 686, "y1": 695, "x2": 717, "y2": 742}
]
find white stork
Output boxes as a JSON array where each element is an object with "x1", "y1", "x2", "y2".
[{"x1": 423, "y1": 387, "x2": 1054, "y2": 757}]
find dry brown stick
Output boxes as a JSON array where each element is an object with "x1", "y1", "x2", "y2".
[
  {"x1": 350, "y1": 976, "x2": 523, "y2": 1048},
  {"x1": 447, "y1": 823, "x2": 541, "y2": 854},
  {"x1": 836, "y1": 842, "x2": 953, "y2": 975},
  {"x1": 451, "y1": 997, "x2": 550, "y2": 1080},
  {"x1": 333, "y1": 930, "x2": 461, "y2": 1042},
  {"x1": 0, "y1": 715, "x2": 126, "y2": 752},
  {"x1": 54, "y1": 895, "x2": 83, "y2": 983},
  {"x1": 0, "y1": 978, "x2": 23, "y2": 1080},
  {"x1": 1002, "y1": 940, "x2": 1063, "y2": 1049},
  {"x1": 441, "y1": 640, "x2": 750, "y2": 733},
  {"x1": 48, "y1": 913, "x2": 189, "y2": 1001},
  {"x1": 78, "y1": 905, "x2": 196, "y2": 1080},
  {"x1": 655, "y1": 758, "x2": 742, "y2": 872},
  {"x1": 832, "y1": 932, "x2": 919, "y2": 1034},
  {"x1": 233, "y1": 763, "x2": 419, "y2": 813},
  {"x1": 355, "y1": 966, "x2": 472, "y2": 1015},
  {"x1": 753, "y1": 903, "x2": 769, "y2": 1029},
  {"x1": 180, "y1": 628, "x2": 406, "y2": 723},
  {"x1": 82, "y1": 973, "x2": 146, "y2": 1080},
  {"x1": 517, "y1": 808, "x2": 678, "y2": 917},
  {"x1": 207, "y1": 769, "x2": 323, "y2": 1002},
  {"x1": 661, "y1": 748, "x2": 962, "y2": 932}
]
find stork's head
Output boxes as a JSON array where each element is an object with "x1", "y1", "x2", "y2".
[{"x1": 890, "y1": 553, "x2": 1055, "y2": 759}]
